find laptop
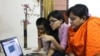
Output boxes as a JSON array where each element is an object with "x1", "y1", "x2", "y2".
[{"x1": 0, "y1": 36, "x2": 43, "y2": 56}]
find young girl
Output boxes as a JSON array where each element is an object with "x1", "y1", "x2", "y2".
[{"x1": 34, "y1": 17, "x2": 52, "y2": 54}]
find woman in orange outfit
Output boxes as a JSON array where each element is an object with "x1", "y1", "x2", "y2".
[{"x1": 66, "y1": 4, "x2": 100, "y2": 56}]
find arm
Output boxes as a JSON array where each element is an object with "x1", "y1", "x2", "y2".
[
  {"x1": 60, "y1": 24, "x2": 69, "y2": 49},
  {"x1": 33, "y1": 37, "x2": 43, "y2": 52},
  {"x1": 65, "y1": 27, "x2": 74, "y2": 55},
  {"x1": 94, "y1": 53, "x2": 100, "y2": 56},
  {"x1": 49, "y1": 36, "x2": 63, "y2": 51},
  {"x1": 47, "y1": 47, "x2": 54, "y2": 56},
  {"x1": 38, "y1": 38, "x2": 43, "y2": 50},
  {"x1": 86, "y1": 18, "x2": 100, "y2": 56},
  {"x1": 40, "y1": 34, "x2": 63, "y2": 51},
  {"x1": 68, "y1": 52, "x2": 75, "y2": 56}
]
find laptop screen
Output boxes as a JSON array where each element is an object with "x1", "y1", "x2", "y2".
[{"x1": 0, "y1": 36, "x2": 23, "y2": 56}]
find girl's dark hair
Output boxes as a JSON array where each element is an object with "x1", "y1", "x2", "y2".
[
  {"x1": 67, "y1": 4, "x2": 89, "y2": 19},
  {"x1": 36, "y1": 17, "x2": 47, "y2": 26},
  {"x1": 36, "y1": 17, "x2": 60, "y2": 43},
  {"x1": 47, "y1": 10, "x2": 64, "y2": 22},
  {"x1": 36, "y1": 17, "x2": 52, "y2": 35}
]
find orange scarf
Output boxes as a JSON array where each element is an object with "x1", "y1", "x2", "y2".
[{"x1": 66, "y1": 17, "x2": 100, "y2": 56}]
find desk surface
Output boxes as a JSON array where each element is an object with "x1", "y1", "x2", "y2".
[
  {"x1": 0, "y1": 48, "x2": 46, "y2": 56},
  {"x1": 0, "y1": 52, "x2": 4, "y2": 56},
  {"x1": 0, "y1": 48, "x2": 35, "y2": 56}
]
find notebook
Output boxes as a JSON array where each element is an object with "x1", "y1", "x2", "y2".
[{"x1": 0, "y1": 36, "x2": 42, "y2": 56}]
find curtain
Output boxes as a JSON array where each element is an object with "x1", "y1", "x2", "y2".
[{"x1": 43, "y1": 0, "x2": 54, "y2": 18}]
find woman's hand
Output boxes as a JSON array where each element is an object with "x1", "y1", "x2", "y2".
[
  {"x1": 33, "y1": 49, "x2": 40, "y2": 52},
  {"x1": 39, "y1": 34, "x2": 54, "y2": 42},
  {"x1": 94, "y1": 52, "x2": 100, "y2": 56},
  {"x1": 39, "y1": 34, "x2": 63, "y2": 51},
  {"x1": 68, "y1": 52, "x2": 75, "y2": 56}
]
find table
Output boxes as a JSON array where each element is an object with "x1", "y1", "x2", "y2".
[{"x1": 0, "y1": 48, "x2": 46, "y2": 56}]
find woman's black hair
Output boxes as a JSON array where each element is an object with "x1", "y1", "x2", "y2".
[
  {"x1": 47, "y1": 10, "x2": 63, "y2": 43},
  {"x1": 67, "y1": 4, "x2": 89, "y2": 19},
  {"x1": 47, "y1": 10, "x2": 64, "y2": 22}
]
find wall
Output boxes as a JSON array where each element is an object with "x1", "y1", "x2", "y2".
[
  {"x1": 54, "y1": 0, "x2": 67, "y2": 10},
  {"x1": 0, "y1": 0, "x2": 40, "y2": 48},
  {"x1": 69, "y1": 0, "x2": 100, "y2": 17}
]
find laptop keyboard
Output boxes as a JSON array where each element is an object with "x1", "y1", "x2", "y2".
[{"x1": 25, "y1": 53, "x2": 44, "y2": 56}]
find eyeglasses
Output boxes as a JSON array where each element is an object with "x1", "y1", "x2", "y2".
[{"x1": 49, "y1": 20, "x2": 58, "y2": 25}]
